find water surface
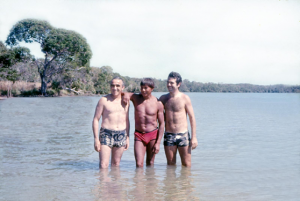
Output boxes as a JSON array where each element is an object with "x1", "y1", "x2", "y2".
[{"x1": 0, "y1": 93, "x2": 299, "y2": 200}]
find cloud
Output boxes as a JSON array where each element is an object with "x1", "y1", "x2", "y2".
[{"x1": 1, "y1": 0, "x2": 299, "y2": 85}]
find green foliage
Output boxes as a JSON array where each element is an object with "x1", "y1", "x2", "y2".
[
  {"x1": 0, "y1": 41, "x2": 32, "y2": 83},
  {"x1": 46, "y1": 89, "x2": 55, "y2": 96},
  {"x1": 6, "y1": 19, "x2": 52, "y2": 46},
  {"x1": 92, "y1": 66, "x2": 113, "y2": 94},
  {"x1": 5, "y1": 19, "x2": 92, "y2": 96},
  {"x1": 0, "y1": 41, "x2": 6, "y2": 52},
  {"x1": 42, "y1": 28, "x2": 92, "y2": 67},
  {"x1": 20, "y1": 88, "x2": 40, "y2": 96}
]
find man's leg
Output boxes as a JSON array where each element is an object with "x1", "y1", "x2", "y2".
[
  {"x1": 99, "y1": 145, "x2": 112, "y2": 168},
  {"x1": 134, "y1": 140, "x2": 147, "y2": 167},
  {"x1": 164, "y1": 146, "x2": 177, "y2": 165},
  {"x1": 111, "y1": 146, "x2": 125, "y2": 167},
  {"x1": 146, "y1": 140, "x2": 156, "y2": 166},
  {"x1": 178, "y1": 146, "x2": 191, "y2": 167}
]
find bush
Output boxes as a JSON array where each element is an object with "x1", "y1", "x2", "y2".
[
  {"x1": 21, "y1": 88, "x2": 41, "y2": 96},
  {"x1": 46, "y1": 89, "x2": 55, "y2": 96},
  {"x1": 1, "y1": 90, "x2": 7, "y2": 96},
  {"x1": 11, "y1": 89, "x2": 21, "y2": 96}
]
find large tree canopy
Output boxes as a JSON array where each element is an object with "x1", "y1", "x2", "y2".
[{"x1": 5, "y1": 19, "x2": 92, "y2": 96}]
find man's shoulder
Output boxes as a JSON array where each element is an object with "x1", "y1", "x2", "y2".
[
  {"x1": 131, "y1": 93, "x2": 141, "y2": 98},
  {"x1": 179, "y1": 92, "x2": 191, "y2": 101},
  {"x1": 158, "y1": 93, "x2": 170, "y2": 102},
  {"x1": 99, "y1": 94, "x2": 114, "y2": 104},
  {"x1": 130, "y1": 93, "x2": 142, "y2": 102},
  {"x1": 100, "y1": 94, "x2": 109, "y2": 101}
]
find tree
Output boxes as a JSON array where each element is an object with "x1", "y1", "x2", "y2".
[
  {"x1": 6, "y1": 19, "x2": 92, "y2": 96},
  {"x1": 93, "y1": 66, "x2": 114, "y2": 94},
  {"x1": 0, "y1": 41, "x2": 32, "y2": 97}
]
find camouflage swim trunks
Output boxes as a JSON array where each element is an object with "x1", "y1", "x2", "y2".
[
  {"x1": 163, "y1": 131, "x2": 190, "y2": 147},
  {"x1": 99, "y1": 127, "x2": 127, "y2": 148}
]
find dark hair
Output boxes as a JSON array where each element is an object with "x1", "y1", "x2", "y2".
[
  {"x1": 110, "y1": 76, "x2": 124, "y2": 86},
  {"x1": 140, "y1": 78, "x2": 155, "y2": 89},
  {"x1": 168, "y1": 71, "x2": 182, "y2": 85}
]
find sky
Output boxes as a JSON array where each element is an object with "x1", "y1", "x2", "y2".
[{"x1": 0, "y1": 0, "x2": 300, "y2": 85}]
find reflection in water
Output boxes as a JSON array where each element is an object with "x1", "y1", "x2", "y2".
[
  {"x1": 92, "y1": 166, "x2": 198, "y2": 201},
  {"x1": 93, "y1": 167, "x2": 129, "y2": 201},
  {"x1": 163, "y1": 166, "x2": 199, "y2": 201},
  {"x1": 129, "y1": 167, "x2": 162, "y2": 200},
  {"x1": 1, "y1": 95, "x2": 300, "y2": 200}
]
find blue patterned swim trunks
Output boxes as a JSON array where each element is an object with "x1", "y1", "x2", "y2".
[
  {"x1": 99, "y1": 127, "x2": 127, "y2": 148},
  {"x1": 163, "y1": 131, "x2": 190, "y2": 147}
]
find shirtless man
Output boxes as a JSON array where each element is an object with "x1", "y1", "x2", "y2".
[
  {"x1": 92, "y1": 77, "x2": 130, "y2": 169},
  {"x1": 123, "y1": 78, "x2": 164, "y2": 167},
  {"x1": 159, "y1": 72, "x2": 198, "y2": 167}
]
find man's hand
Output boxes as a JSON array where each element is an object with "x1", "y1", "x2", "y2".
[
  {"x1": 121, "y1": 93, "x2": 131, "y2": 105},
  {"x1": 191, "y1": 137, "x2": 198, "y2": 150},
  {"x1": 124, "y1": 136, "x2": 130, "y2": 151},
  {"x1": 152, "y1": 142, "x2": 160, "y2": 154},
  {"x1": 94, "y1": 139, "x2": 101, "y2": 152}
]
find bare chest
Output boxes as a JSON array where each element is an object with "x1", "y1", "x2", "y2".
[
  {"x1": 165, "y1": 98, "x2": 185, "y2": 112},
  {"x1": 104, "y1": 101, "x2": 127, "y2": 114},
  {"x1": 135, "y1": 101, "x2": 157, "y2": 116}
]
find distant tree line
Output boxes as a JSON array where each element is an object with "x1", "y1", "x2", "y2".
[
  {"x1": 1, "y1": 62, "x2": 299, "y2": 96},
  {"x1": 1, "y1": 18, "x2": 299, "y2": 97}
]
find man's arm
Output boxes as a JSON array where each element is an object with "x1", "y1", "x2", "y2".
[
  {"x1": 92, "y1": 98, "x2": 105, "y2": 152},
  {"x1": 153, "y1": 101, "x2": 165, "y2": 154},
  {"x1": 124, "y1": 103, "x2": 130, "y2": 151},
  {"x1": 185, "y1": 95, "x2": 198, "y2": 150},
  {"x1": 122, "y1": 92, "x2": 134, "y2": 104}
]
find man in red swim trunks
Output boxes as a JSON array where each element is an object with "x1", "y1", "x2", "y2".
[{"x1": 123, "y1": 78, "x2": 164, "y2": 167}]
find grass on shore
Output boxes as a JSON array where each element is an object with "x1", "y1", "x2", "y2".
[
  {"x1": 0, "y1": 81, "x2": 41, "y2": 96},
  {"x1": 0, "y1": 81, "x2": 95, "y2": 97}
]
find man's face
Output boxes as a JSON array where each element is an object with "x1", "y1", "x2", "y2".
[
  {"x1": 110, "y1": 79, "x2": 124, "y2": 96},
  {"x1": 140, "y1": 84, "x2": 153, "y2": 98},
  {"x1": 167, "y1": 77, "x2": 180, "y2": 93}
]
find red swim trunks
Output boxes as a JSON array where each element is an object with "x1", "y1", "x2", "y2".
[{"x1": 134, "y1": 129, "x2": 158, "y2": 145}]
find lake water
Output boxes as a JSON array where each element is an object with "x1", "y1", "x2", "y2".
[{"x1": 0, "y1": 93, "x2": 299, "y2": 201}]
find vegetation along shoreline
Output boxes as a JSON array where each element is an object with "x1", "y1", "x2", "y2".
[{"x1": 1, "y1": 19, "x2": 299, "y2": 98}]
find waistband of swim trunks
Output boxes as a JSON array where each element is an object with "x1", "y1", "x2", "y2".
[
  {"x1": 100, "y1": 127, "x2": 126, "y2": 133},
  {"x1": 164, "y1": 130, "x2": 189, "y2": 135},
  {"x1": 135, "y1": 127, "x2": 158, "y2": 134}
]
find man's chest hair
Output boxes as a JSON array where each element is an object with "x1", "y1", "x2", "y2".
[{"x1": 165, "y1": 98, "x2": 185, "y2": 112}]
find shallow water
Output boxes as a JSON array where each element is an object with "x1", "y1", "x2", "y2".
[{"x1": 0, "y1": 93, "x2": 299, "y2": 200}]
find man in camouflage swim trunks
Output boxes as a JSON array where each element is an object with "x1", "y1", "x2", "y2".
[
  {"x1": 159, "y1": 72, "x2": 198, "y2": 167},
  {"x1": 92, "y1": 77, "x2": 130, "y2": 168}
]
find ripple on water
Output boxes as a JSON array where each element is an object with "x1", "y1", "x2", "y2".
[{"x1": 0, "y1": 94, "x2": 300, "y2": 201}]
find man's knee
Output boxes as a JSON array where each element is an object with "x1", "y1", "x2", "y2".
[
  {"x1": 111, "y1": 161, "x2": 120, "y2": 166},
  {"x1": 136, "y1": 161, "x2": 144, "y2": 168},
  {"x1": 181, "y1": 161, "x2": 191, "y2": 167},
  {"x1": 146, "y1": 160, "x2": 154, "y2": 166},
  {"x1": 100, "y1": 162, "x2": 109, "y2": 169},
  {"x1": 167, "y1": 161, "x2": 176, "y2": 166},
  {"x1": 181, "y1": 157, "x2": 191, "y2": 167}
]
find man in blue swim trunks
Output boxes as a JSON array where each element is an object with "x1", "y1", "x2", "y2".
[
  {"x1": 92, "y1": 77, "x2": 130, "y2": 168},
  {"x1": 159, "y1": 72, "x2": 198, "y2": 167}
]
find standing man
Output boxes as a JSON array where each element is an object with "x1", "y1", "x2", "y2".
[
  {"x1": 159, "y1": 72, "x2": 198, "y2": 167},
  {"x1": 92, "y1": 77, "x2": 130, "y2": 169},
  {"x1": 123, "y1": 78, "x2": 164, "y2": 167}
]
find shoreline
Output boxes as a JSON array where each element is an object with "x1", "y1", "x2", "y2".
[{"x1": 0, "y1": 91, "x2": 299, "y2": 99}]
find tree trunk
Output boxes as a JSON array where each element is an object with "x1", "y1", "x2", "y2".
[
  {"x1": 6, "y1": 81, "x2": 12, "y2": 98},
  {"x1": 6, "y1": 81, "x2": 10, "y2": 98},
  {"x1": 40, "y1": 72, "x2": 47, "y2": 96},
  {"x1": 41, "y1": 77, "x2": 47, "y2": 96}
]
